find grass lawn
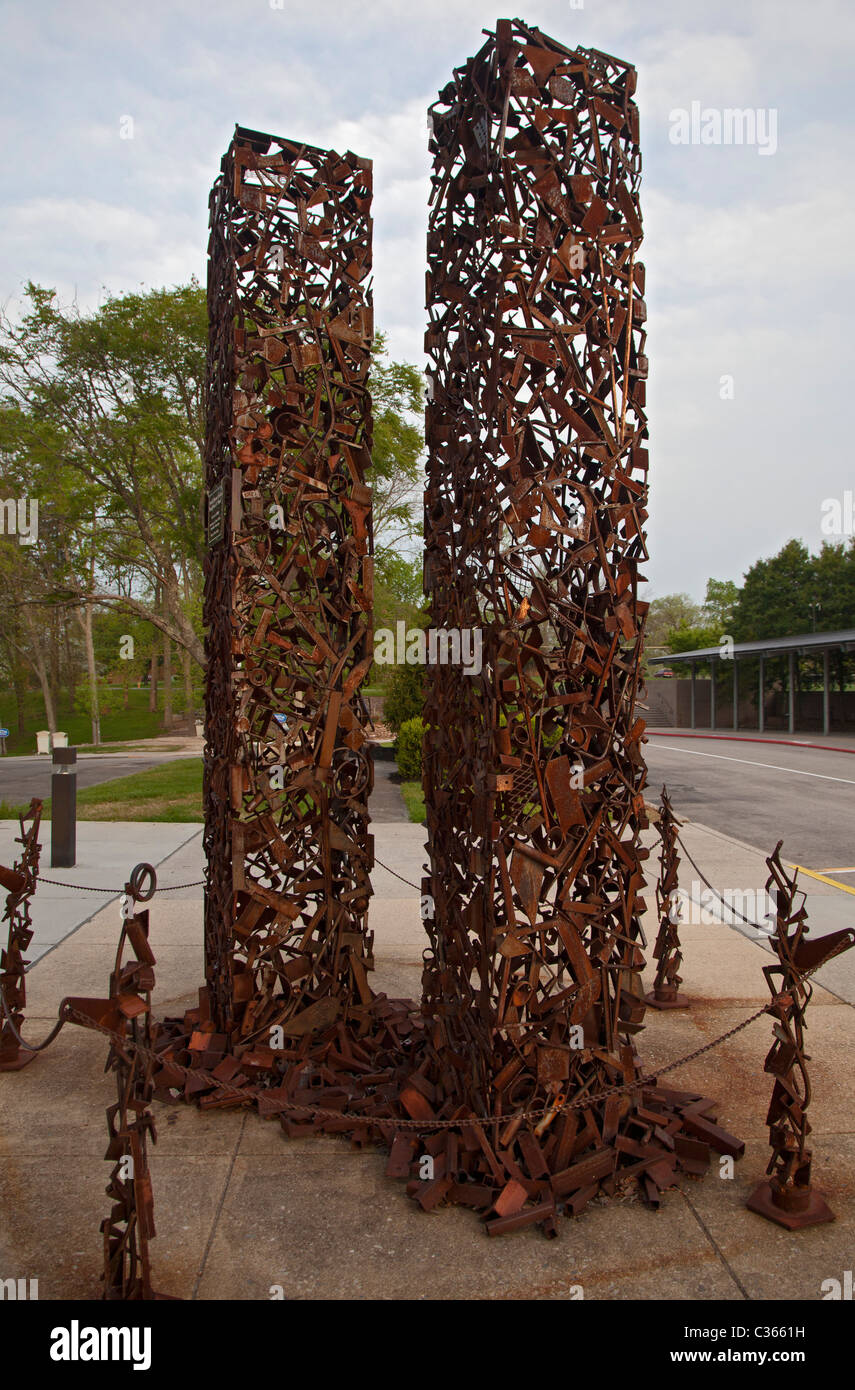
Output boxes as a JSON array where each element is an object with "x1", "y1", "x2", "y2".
[
  {"x1": 0, "y1": 686, "x2": 197, "y2": 757},
  {"x1": 400, "y1": 780, "x2": 425, "y2": 824},
  {"x1": 0, "y1": 758, "x2": 203, "y2": 823},
  {"x1": 73, "y1": 758, "x2": 203, "y2": 821}
]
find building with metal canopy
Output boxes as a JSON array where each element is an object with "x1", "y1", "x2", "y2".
[{"x1": 647, "y1": 629, "x2": 855, "y2": 735}]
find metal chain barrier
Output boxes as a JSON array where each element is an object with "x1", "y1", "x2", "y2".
[
  {"x1": 372, "y1": 857, "x2": 422, "y2": 892},
  {"x1": 50, "y1": 938, "x2": 850, "y2": 1132},
  {"x1": 38, "y1": 857, "x2": 414, "y2": 896},
  {"x1": 38, "y1": 877, "x2": 205, "y2": 893},
  {"x1": 4, "y1": 862, "x2": 159, "y2": 1051},
  {"x1": 9, "y1": 836, "x2": 852, "y2": 1130},
  {"x1": 0, "y1": 988, "x2": 65, "y2": 1053}
]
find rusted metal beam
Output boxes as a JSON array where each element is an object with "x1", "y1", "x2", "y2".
[
  {"x1": 62, "y1": 878, "x2": 166, "y2": 1298},
  {"x1": 0, "y1": 798, "x2": 43, "y2": 1071},
  {"x1": 645, "y1": 787, "x2": 688, "y2": 1009}
]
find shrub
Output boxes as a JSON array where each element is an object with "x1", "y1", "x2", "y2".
[
  {"x1": 396, "y1": 716, "x2": 424, "y2": 780},
  {"x1": 383, "y1": 663, "x2": 424, "y2": 733}
]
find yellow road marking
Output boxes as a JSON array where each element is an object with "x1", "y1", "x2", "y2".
[
  {"x1": 818, "y1": 867, "x2": 855, "y2": 874},
  {"x1": 787, "y1": 864, "x2": 855, "y2": 897}
]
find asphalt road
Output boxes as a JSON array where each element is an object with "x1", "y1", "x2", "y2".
[
  {"x1": 0, "y1": 753, "x2": 191, "y2": 803},
  {"x1": 5, "y1": 739, "x2": 849, "y2": 867},
  {"x1": 5, "y1": 739, "x2": 851, "y2": 870},
  {"x1": 645, "y1": 736, "x2": 855, "y2": 871}
]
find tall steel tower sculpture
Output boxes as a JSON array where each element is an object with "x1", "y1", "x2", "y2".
[
  {"x1": 203, "y1": 127, "x2": 376, "y2": 1046},
  {"x1": 193, "y1": 48, "x2": 740, "y2": 1233},
  {"x1": 419, "y1": 21, "x2": 712, "y2": 1220}
]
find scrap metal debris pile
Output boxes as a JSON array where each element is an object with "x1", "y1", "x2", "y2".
[{"x1": 147, "y1": 25, "x2": 744, "y2": 1237}]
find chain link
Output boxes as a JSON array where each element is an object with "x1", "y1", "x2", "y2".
[
  {"x1": 675, "y1": 834, "x2": 769, "y2": 931},
  {"x1": 9, "y1": 835, "x2": 852, "y2": 1129},
  {"x1": 38, "y1": 877, "x2": 205, "y2": 893},
  {"x1": 372, "y1": 857, "x2": 422, "y2": 892},
  {"x1": 47, "y1": 939, "x2": 847, "y2": 1130},
  {"x1": 40, "y1": 859, "x2": 417, "y2": 896},
  {"x1": 0, "y1": 985, "x2": 66, "y2": 1052}
]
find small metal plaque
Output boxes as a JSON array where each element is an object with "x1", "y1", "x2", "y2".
[{"x1": 207, "y1": 480, "x2": 225, "y2": 547}]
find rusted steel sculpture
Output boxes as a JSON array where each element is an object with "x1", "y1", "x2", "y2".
[
  {"x1": 0, "y1": 798, "x2": 43, "y2": 1071},
  {"x1": 166, "y1": 38, "x2": 741, "y2": 1238},
  {"x1": 203, "y1": 126, "x2": 377, "y2": 1049},
  {"x1": 645, "y1": 787, "x2": 687, "y2": 1009},
  {"x1": 61, "y1": 867, "x2": 165, "y2": 1298},
  {"x1": 747, "y1": 845, "x2": 855, "y2": 1230},
  {"x1": 416, "y1": 20, "x2": 738, "y2": 1230}
]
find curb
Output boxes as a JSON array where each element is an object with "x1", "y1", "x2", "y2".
[{"x1": 645, "y1": 730, "x2": 855, "y2": 756}]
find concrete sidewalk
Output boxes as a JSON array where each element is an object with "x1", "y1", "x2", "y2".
[
  {"x1": 675, "y1": 820, "x2": 855, "y2": 1006},
  {"x1": 1, "y1": 815, "x2": 853, "y2": 1301},
  {"x1": 0, "y1": 820, "x2": 204, "y2": 964}
]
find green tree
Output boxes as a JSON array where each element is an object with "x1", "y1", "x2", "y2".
[
  {"x1": 732, "y1": 540, "x2": 816, "y2": 641},
  {"x1": 396, "y1": 716, "x2": 424, "y2": 779},
  {"x1": 0, "y1": 601, "x2": 31, "y2": 734},
  {"x1": 369, "y1": 333, "x2": 424, "y2": 567},
  {"x1": 373, "y1": 552, "x2": 427, "y2": 666},
  {"x1": 813, "y1": 540, "x2": 855, "y2": 631},
  {"x1": 0, "y1": 289, "x2": 426, "y2": 687},
  {"x1": 702, "y1": 578, "x2": 740, "y2": 629},
  {"x1": 0, "y1": 492, "x2": 72, "y2": 736},
  {"x1": 94, "y1": 609, "x2": 156, "y2": 709},
  {"x1": 645, "y1": 594, "x2": 702, "y2": 651},
  {"x1": 662, "y1": 579, "x2": 741, "y2": 668},
  {"x1": 665, "y1": 623, "x2": 725, "y2": 674},
  {"x1": 0, "y1": 281, "x2": 207, "y2": 666},
  {"x1": 383, "y1": 663, "x2": 424, "y2": 733}
]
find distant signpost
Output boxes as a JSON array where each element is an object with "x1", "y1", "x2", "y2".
[{"x1": 0, "y1": 726, "x2": 8, "y2": 756}]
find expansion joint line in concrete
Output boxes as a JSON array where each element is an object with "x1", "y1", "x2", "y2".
[
  {"x1": 681, "y1": 1192, "x2": 752, "y2": 1301},
  {"x1": 191, "y1": 1111, "x2": 249, "y2": 1301}
]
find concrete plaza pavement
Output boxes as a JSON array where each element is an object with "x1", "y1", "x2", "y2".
[
  {"x1": 0, "y1": 820, "x2": 205, "y2": 965},
  {"x1": 1, "y1": 789, "x2": 854, "y2": 1301}
]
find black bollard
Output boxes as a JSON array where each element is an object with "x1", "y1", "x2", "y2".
[{"x1": 51, "y1": 747, "x2": 77, "y2": 868}]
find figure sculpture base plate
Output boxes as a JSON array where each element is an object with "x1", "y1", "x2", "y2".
[
  {"x1": 747, "y1": 1179, "x2": 835, "y2": 1230},
  {"x1": 644, "y1": 991, "x2": 689, "y2": 1010}
]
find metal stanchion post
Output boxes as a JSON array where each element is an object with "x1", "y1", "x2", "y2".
[{"x1": 51, "y1": 746, "x2": 77, "y2": 868}]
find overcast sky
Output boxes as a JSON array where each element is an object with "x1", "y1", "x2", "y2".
[{"x1": 1, "y1": 0, "x2": 852, "y2": 603}]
